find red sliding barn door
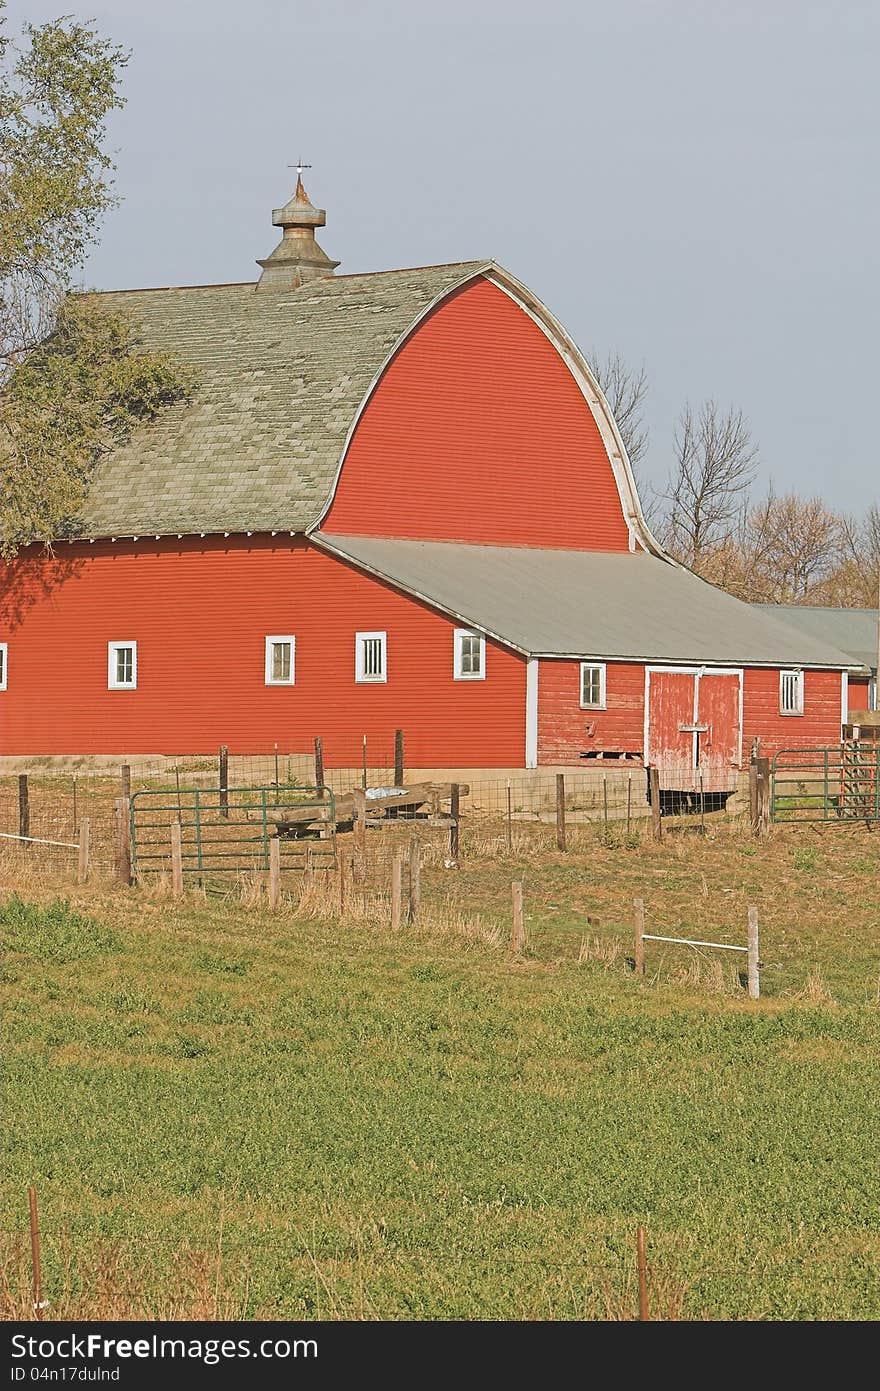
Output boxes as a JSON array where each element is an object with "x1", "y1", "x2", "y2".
[
  {"x1": 696, "y1": 672, "x2": 741, "y2": 793},
  {"x1": 647, "y1": 670, "x2": 698, "y2": 791},
  {"x1": 647, "y1": 669, "x2": 742, "y2": 793}
]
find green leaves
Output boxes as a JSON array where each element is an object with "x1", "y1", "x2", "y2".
[
  {"x1": 0, "y1": 6, "x2": 194, "y2": 555},
  {"x1": 0, "y1": 296, "x2": 194, "y2": 556},
  {"x1": 0, "y1": 893, "x2": 119, "y2": 962},
  {"x1": 1, "y1": 3, "x2": 128, "y2": 351}
]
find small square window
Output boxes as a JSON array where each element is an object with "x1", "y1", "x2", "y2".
[
  {"x1": 0, "y1": 643, "x2": 7, "y2": 691},
  {"x1": 108, "y1": 641, "x2": 137, "y2": 690},
  {"x1": 454, "y1": 629, "x2": 486, "y2": 680},
  {"x1": 265, "y1": 636, "x2": 296, "y2": 686},
  {"x1": 580, "y1": 662, "x2": 606, "y2": 709},
  {"x1": 780, "y1": 669, "x2": 804, "y2": 715},
  {"x1": 356, "y1": 631, "x2": 387, "y2": 683}
]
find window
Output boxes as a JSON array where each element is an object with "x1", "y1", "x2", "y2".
[
  {"x1": 780, "y1": 669, "x2": 804, "y2": 716},
  {"x1": 580, "y1": 662, "x2": 606, "y2": 709},
  {"x1": 108, "y1": 641, "x2": 137, "y2": 690},
  {"x1": 355, "y1": 631, "x2": 387, "y2": 683},
  {"x1": 265, "y1": 635, "x2": 296, "y2": 686},
  {"x1": 454, "y1": 629, "x2": 486, "y2": 680},
  {"x1": 0, "y1": 643, "x2": 7, "y2": 691}
]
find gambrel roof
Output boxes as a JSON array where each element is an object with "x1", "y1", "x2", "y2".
[
  {"x1": 76, "y1": 263, "x2": 489, "y2": 538},
  {"x1": 73, "y1": 260, "x2": 657, "y2": 552}
]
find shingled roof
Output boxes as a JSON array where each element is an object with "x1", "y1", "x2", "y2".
[{"x1": 75, "y1": 262, "x2": 488, "y2": 537}]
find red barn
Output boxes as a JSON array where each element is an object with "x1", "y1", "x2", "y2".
[{"x1": 0, "y1": 177, "x2": 866, "y2": 796}]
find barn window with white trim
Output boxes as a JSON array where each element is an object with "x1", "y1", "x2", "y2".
[
  {"x1": 779, "y1": 669, "x2": 804, "y2": 715},
  {"x1": 108, "y1": 641, "x2": 137, "y2": 690},
  {"x1": 356, "y1": 631, "x2": 387, "y2": 683},
  {"x1": 580, "y1": 662, "x2": 606, "y2": 709},
  {"x1": 265, "y1": 636, "x2": 295, "y2": 685},
  {"x1": 454, "y1": 629, "x2": 485, "y2": 679}
]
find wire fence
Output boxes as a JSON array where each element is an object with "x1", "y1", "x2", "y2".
[
  {"x1": 0, "y1": 746, "x2": 751, "y2": 886},
  {"x1": 7, "y1": 1189, "x2": 843, "y2": 1321}
]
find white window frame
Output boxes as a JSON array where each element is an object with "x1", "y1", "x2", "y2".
[
  {"x1": 779, "y1": 668, "x2": 804, "y2": 716},
  {"x1": 355, "y1": 631, "x2": 387, "y2": 684},
  {"x1": 0, "y1": 642, "x2": 7, "y2": 691},
  {"x1": 264, "y1": 635, "x2": 296, "y2": 686},
  {"x1": 453, "y1": 628, "x2": 486, "y2": 681},
  {"x1": 579, "y1": 661, "x2": 607, "y2": 710},
  {"x1": 108, "y1": 641, "x2": 137, "y2": 691}
]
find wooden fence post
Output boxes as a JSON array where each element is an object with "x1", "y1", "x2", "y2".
[
  {"x1": 120, "y1": 763, "x2": 131, "y2": 803},
  {"x1": 511, "y1": 880, "x2": 525, "y2": 953},
  {"x1": 747, "y1": 906, "x2": 760, "y2": 999},
  {"x1": 314, "y1": 736, "x2": 324, "y2": 793},
  {"x1": 77, "y1": 818, "x2": 90, "y2": 885},
  {"x1": 649, "y1": 767, "x2": 663, "y2": 842},
  {"x1": 394, "y1": 728, "x2": 404, "y2": 786},
  {"x1": 170, "y1": 820, "x2": 183, "y2": 899},
  {"x1": 29, "y1": 1187, "x2": 42, "y2": 1321},
  {"x1": 448, "y1": 783, "x2": 460, "y2": 864},
  {"x1": 219, "y1": 745, "x2": 229, "y2": 819},
  {"x1": 337, "y1": 851, "x2": 346, "y2": 915},
  {"x1": 408, "y1": 838, "x2": 421, "y2": 925},
  {"x1": 556, "y1": 773, "x2": 567, "y2": 852},
  {"x1": 637, "y1": 1225, "x2": 649, "y2": 1320},
  {"x1": 634, "y1": 897, "x2": 645, "y2": 976},
  {"x1": 268, "y1": 836, "x2": 281, "y2": 911},
  {"x1": 18, "y1": 773, "x2": 29, "y2": 844},
  {"x1": 353, "y1": 788, "x2": 367, "y2": 883},
  {"x1": 115, "y1": 797, "x2": 132, "y2": 886},
  {"x1": 391, "y1": 853, "x2": 403, "y2": 930}
]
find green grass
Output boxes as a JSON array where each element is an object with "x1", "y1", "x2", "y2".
[{"x1": 2, "y1": 824, "x2": 879, "y2": 1320}]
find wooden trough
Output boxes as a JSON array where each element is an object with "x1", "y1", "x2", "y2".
[{"x1": 256, "y1": 782, "x2": 468, "y2": 839}]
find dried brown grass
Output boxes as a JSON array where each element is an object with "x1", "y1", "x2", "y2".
[{"x1": 0, "y1": 1232, "x2": 248, "y2": 1321}]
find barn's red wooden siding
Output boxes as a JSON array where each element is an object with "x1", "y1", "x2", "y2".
[
  {"x1": 537, "y1": 660, "x2": 845, "y2": 766},
  {"x1": 537, "y1": 660, "x2": 645, "y2": 764},
  {"x1": 0, "y1": 537, "x2": 526, "y2": 762},
  {"x1": 847, "y1": 678, "x2": 871, "y2": 716},
  {"x1": 740, "y1": 669, "x2": 842, "y2": 756},
  {"x1": 321, "y1": 277, "x2": 632, "y2": 550}
]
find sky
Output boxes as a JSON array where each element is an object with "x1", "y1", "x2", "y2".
[{"x1": 10, "y1": 0, "x2": 880, "y2": 513}]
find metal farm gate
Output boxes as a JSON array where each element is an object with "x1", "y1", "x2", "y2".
[
  {"x1": 770, "y1": 744, "x2": 880, "y2": 823},
  {"x1": 130, "y1": 785, "x2": 338, "y2": 881}
]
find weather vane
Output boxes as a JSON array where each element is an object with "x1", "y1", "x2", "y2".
[{"x1": 287, "y1": 157, "x2": 312, "y2": 179}]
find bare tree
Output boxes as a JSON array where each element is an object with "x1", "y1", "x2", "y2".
[
  {"x1": 588, "y1": 351, "x2": 650, "y2": 475},
  {"x1": 659, "y1": 401, "x2": 758, "y2": 569},
  {"x1": 741, "y1": 492, "x2": 844, "y2": 602},
  {"x1": 834, "y1": 504, "x2": 880, "y2": 606}
]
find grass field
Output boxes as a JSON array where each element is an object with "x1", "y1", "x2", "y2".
[{"x1": 2, "y1": 819, "x2": 879, "y2": 1320}]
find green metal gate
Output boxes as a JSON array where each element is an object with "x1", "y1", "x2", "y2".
[
  {"x1": 130, "y1": 785, "x2": 337, "y2": 880},
  {"x1": 771, "y1": 744, "x2": 880, "y2": 823}
]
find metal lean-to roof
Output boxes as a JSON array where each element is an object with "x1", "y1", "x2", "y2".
[
  {"x1": 754, "y1": 605, "x2": 878, "y2": 673},
  {"x1": 73, "y1": 262, "x2": 489, "y2": 538},
  {"x1": 316, "y1": 535, "x2": 864, "y2": 669}
]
